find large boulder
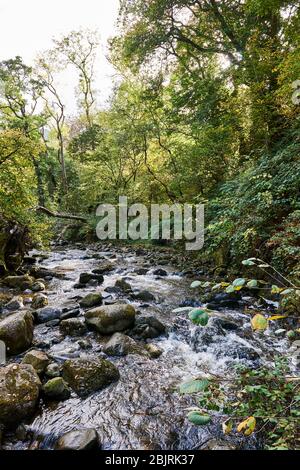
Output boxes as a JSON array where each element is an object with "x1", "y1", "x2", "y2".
[
  {"x1": 85, "y1": 304, "x2": 136, "y2": 335},
  {"x1": 56, "y1": 429, "x2": 99, "y2": 450},
  {"x1": 2, "y1": 275, "x2": 34, "y2": 290},
  {"x1": 103, "y1": 333, "x2": 146, "y2": 357},
  {"x1": 22, "y1": 350, "x2": 50, "y2": 374},
  {"x1": 0, "y1": 364, "x2": 41, "y2": 428},
  {"x1": 131, "y1": 315, "x2": 166, "y2": 339},
  {"x1": 0, "y1": 311, "x2": 34, "y2": 355},
  {"x1": 62, "y1": 358, "x2": 120, "y2": 398}
]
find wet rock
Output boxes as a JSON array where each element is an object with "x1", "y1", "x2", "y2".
[
  {"x1": 79, "y1": 293, "x2": 102, "y2": 309},
  {"x1": 0, "y1": 311, "x2": 34, "y2": 355},
  {"x1": 145, "y1": 343, "x2": 163, "y2": 358},
  {"x1": 31, "y1": 281, "x2": 46, "y2": 292},
  {"x1": 153, "y1": 268, "x2": 168, "y2": 277},
  {"x1": 274, "y1": 329, "x2": 287, "y2": 337},
  {"x1": 132, "y1": 290, "x2": 156, "y2": 302},
  {"x1": 22, "y1": 349, "x2": 50, "y2": 374},
  {"x1": 0, "y1": 364, "x2": 41, "y2": 428},
  {"x1": 43, "y1": 377, "x2": 71, "y2": 401},
  {"x1": 202, "y1": 439, "x2": 236, "y2": 451},
  {"x1": 134, "y1": 268, "x2": 149, "y2": 275},
  {"x1": 61, "y1": 308, "x2": 80, "y2": 320},
  {"x1": 5, "y1": 296, "x2": 24, "y2": 311},
  {"x1": 2, "y1": 275, "x2": 34, "y2": 290},
  {"x1": 73, "y1": 283, "x2": 86, "y2": 289},
  {"x1": 216, "y1": 342, "x2": 261, "y2": 362},
  {"x1": 85, "y1": 304, "x2": 136, "y2": 335},
  {"x1": 103, "y1": 333, "x2": 146, "y2": 357},
  {"x1": 56, "y1": 429, "x2": 99, "y2": 450},
  {"x1": 60, "y1": 318, "x2": 88, "y2": 337},
  {"x1": 62, "y1": 358, "x2": 120, "y2": 397},
  {"x1": 79, "y1": 273, "x2": 104, "y2": 285},
  {"x1": 131, "y1": 315, "x2": 166, "y2": 339},
  {"x1": 104, "y1": 286, "x2": 119, "y2": 294},
  {"x1": 206, "y1": 292, "x2": 241, "y2": 311},
  {"x1": 31, "y1": 293, "x2": 48, "y2": 310},
  {"x1": 92, "y1": 261, "x2": 114, "y2": 274},
  {"x1": 210, "y1": 316, "x2": 241, "y2": 332},
  {"x1": 45, "y1": 363, "x2": 61, "y2": 378},
  {"x1": 115, "y1": 278, "x2": 132, "y2": 292},
  {"x1": 35, "y1": 307, "x2": 62, "y2": 324}
]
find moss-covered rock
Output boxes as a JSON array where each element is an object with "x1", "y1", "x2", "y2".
[
  {"x1": 0, "y1": 363, "x2": 41, "y2": 428},
  {"x1": 0, "y1": 311, "x2": 34, "y2": 355},
  {"x1": 62, "y1": 357, "x2": 120, "y2": 397},
  {"x1": 79, "y1": 293, "x2": 102, "y2": 309},
  {"x1": 22, "y1": 349, "x2": 50, "y2": 374},
  {"x1": 2, "y1": 275, "x2": 34, "y2": 290},
  {"x1": 43, "y1": 377, "x2": 71, "y2": 401},
  {"x1": 84, "y1": 304, "x2": 136, "y2": 334}
]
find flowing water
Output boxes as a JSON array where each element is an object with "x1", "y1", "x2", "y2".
[{"x1": 2, "y1": 245, "x2": 290, "y2": 450}]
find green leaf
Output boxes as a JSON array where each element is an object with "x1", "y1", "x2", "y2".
[
  {"x1": 189, "y1": 309, "x2": 209, "y2": 326},
  {"x1": 242, "y1": 259, "x2": 256, "y2": 266},
  {"x1": 226, "y1": 285, "x2": 235, "y2": 293},
  {"x1": 247, "y1": 279, "x2": 258, "y2": 288},
  {"x1": 187, "y1": 412, "x2": 211, "y2": 426},
  {"x1": 180, "y1": 379, "x2": 210, "y2": 395},
  {"x1": 233, "y1": 278, "x2": 246, "y2": 287},
  {"x1": 190, "y1": 281, "x2": 201, "y2": 289}
]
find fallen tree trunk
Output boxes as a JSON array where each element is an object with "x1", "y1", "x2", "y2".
[{"x1": 36, "y1": 206, "x2": 88, "y2": 223}]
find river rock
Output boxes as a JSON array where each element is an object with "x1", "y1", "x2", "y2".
[
  {"x1": 131, "y1": 315, "x2": 166, "y2": 339},
  {"x1": 56, "y1": 429, "x2": 99, "y2": 450},
  {"x1": 79, "y1": 273, "x2": 104, "y2": 285},
  {"x1": 0, "y1": 311, "x2": 34, "y2": 355},
  {"x1": 5, "y1": 296, "x2": 24, "y2": 311},
  {"x1": 43, "y1": 377, "x2": 71, "y2": 401},
  {"x1": 35, "y1": 307, "x2": 62, "y2": 323},
  {"x1": 92, "y1": 261, "x2": 114, "y2": 274},
  {"x1": 115, "y1": 278, "x2": 132, "y2": 292},
  {"x1": 60, "y1": 318, "x2": 88, "y2": 337},
  {"x1": 31, "y1": 293, "x2": 48, "y2": 310},
  {"x1": 85, "y1": 304, "x2": 136, "y2": 334},
  {"x1": 103, "y1": 333, "x2": 146, "y2": 357},
  {"x1": 2, "y1": 275, "x2": 34, "y2": 290},
  {"x1": 61, "y1": 308, "x2": 80, "y2": 320},
  {"x1": 62, "y1": 358, "x2": 120, "y2": 397},
  {"x1": 145, "y1": 343, "x2": 163, "y2": 358},
  {"x1": 153, "y1": 268, "x2": 168, "y2": 277},
  {"x1": 22, "y1": 349, "x2": 50, "y2": 374},
  {"x1": 45, "y1": 363, "x2": 61, "y2": 378},
  {"x1": 134, "y1": 268, "x2": 149, "y2": 275},
  {"x1": 79, "y1": 293, "x2": 102, "y2": 309},
  {"x1": 132, "y1": 290, "x2": 156, "y2": 302},
  {"x1": 31, "y1": 281, "x2": 46, "y2": 292},
  {"x1": 0, "y1": 363, "x2": 41, "y2": 428}
]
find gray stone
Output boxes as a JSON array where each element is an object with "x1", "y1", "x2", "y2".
[
  {"x1": 56, "y1": 429, "x2": 99, "y2": 450},
  {"x1": 31, "y1": 281, "x2": 46, "y2": 292},
  {"x1": 5, "y1": 296, "x2": 24, "y2": 311},
  {"x1": 36, "y1": 307, "x2": 62, "y2": 323},
  {"x1": 103, "y1": 333, "x2": 146, "y2": 357},
  {"x1": 60, "y1": 318, "x2": 88, "y2": 337},
  {"x1": 85, "y1": 304, "x2": 136, "y2": 335},
  {"x1": 0, "y1": 311, "x2": 34, "y2": 355},
  {"x1": 0, "y1": 364, "x2": 41, "y2": 428},
  {"x1": 45, "y1": 363, "x2": 61, "y2": 378},
  {"x1": 132, "y1": 290, "x2": 156, "y2": 302},
  {"x1": 22, "y1": 349, "x2": 50, "y2": 374},
  {"x1": 62, "y1": 358, "x2": 120, "y2": 397},
  {"x1": 43, "y1": 377, "x2": 71, "y2": 401},
  {"x1": 31, "y1": 293, "x2": 48, "y2": 310}
]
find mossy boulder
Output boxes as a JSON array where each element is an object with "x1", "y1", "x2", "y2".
[
  {"x1": 0, "y1": 363, "x2": 41, "y2": 428},
  {"x1": 43, "y1": 377, "x2": 71, "y2": 401},
  {"x1": 84, "y1": 304, "x2": 136, "y2": 334},
  {"x1": 0, "y1": 311, "x2": 34, "y2": 355},
  {"x1": 62, "y1": 358, "x2": 120, "y2": 397},
  {"x1": 2, "y1": 275, "x2": 34, "y2": 290},
  {"x1": 79, "y1": 293, "x2": 102, "y2": 309}
]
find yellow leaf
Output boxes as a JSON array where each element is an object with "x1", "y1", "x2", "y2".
[
  {"x1": 268, "y1": 315, "x2": 288, "y2": 321},
  {"x1": 251, "y1": 314, "x2": 268, "y2": 331},
  {"x1": 237, "y1": 417, "x2": 256, "y2": 436},
  {"x1": 222, "y1": 419, "x2": 233, "y2": 435}
]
